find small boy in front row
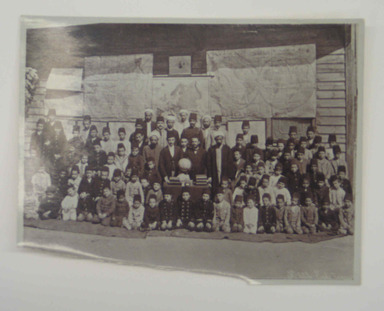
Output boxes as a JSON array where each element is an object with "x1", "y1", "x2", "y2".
[
  {"x1": 258, "y1": 193, "x2": 277, "y2": 234},
  {"x1": 175, "y1": 187, "x2": 195, "y2": 230},
  {"x1": 213, "y1": 188, "x2": 231, "y2": 233},
  {"x1": 284, "y1": 193, "x2": 302, "y2": 234},
  {"x1": 301, "y1": 193, "x2": 318, "y2": 234},
  {"x1": 230, "y1": 195, "x2": 244, "y2": 232},
  {"x1": 318, "y1": 198, "x2": 339, "y2": 233},
  {"x1": 275, "y1": 194, "x2": 286, "y2": 233},
  {"x1": 61, "y1": 186, "x2": 78, "y2": 221},
  {"x1": 38, "y1": 186, "x2": 61, "y2": 220},
  {"x1": 123, "y1": 195, "x2": 145, "y2": 230},
  {"x1": 338, "y1": 193, "x2": 354, "y2": 235},
  {"x1": 94, "y1": 186, "x2": 116, "y2": 226},
  {"x1": 111, "y1": 190, "x2": 129, "y2": 227},
  {"x1": 195, "y1": 189, "x2": 214, "y2": 232},
  {"x1": 243, "y1": 195, "x2": 258, "y2": 234},
  {"x1": 159, "y1": 189, "x2": 176, "y2": 230},
  {"x1": 141, "y1": 194, "x2": 160, "y2": 231}
]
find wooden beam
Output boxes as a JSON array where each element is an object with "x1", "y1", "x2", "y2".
[
  {"x1": 317, "y1": 72, "x2": 345, "y2": 82},
  {"x1": 316, "y1": 63, "x2": 345, "y2": 73},
  {"x1": 317, "y1": 91, "x2": 346, "y2": 99},
  {"x1": 317, "y1": 116, "x2": 346, "y2": 126},
  {"x1": 317, "y1": 125, "x2": 346, "y2": 134},
  {"x1": 317, "y1": 82, "x2": 346, "y2": 91},
  {"x1": 317, "y1": 99, "x2": 346, "y2": 108},
  {"x1": 317, "y1": 108, "x2": 346, "y2": 117},
  {"x1": 317, "y1": 54, "x2": 345, "y2": 64}
]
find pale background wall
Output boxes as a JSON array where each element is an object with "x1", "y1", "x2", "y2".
[{"x1": 0, "y1": 1, "x2": 383, "y2": 311}]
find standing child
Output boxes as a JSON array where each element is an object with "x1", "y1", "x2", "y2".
[
  {"x1": 338, "y1": 193, "x2": 354, "y2": 235},
  {"x1": 295, "y1": 146, "x2": 309, "y2": 175},
  {"x1": 100, "y1": 127, "x2": 115, "y2": 154},
  {"x1": 284, "y1": 193, "x2": 303, "y2": 234},
  {"x1": 230, "y1": 195, "x2": 244, "y2": 232},
  {"x1": 316, "y1": 146, "x2": 333, "y2": 180},
  {"x1": 269, "y1": 163, "x2": 284, "y2": 188},
  {"x1": 265, "y1": 149, "x2": 279, "y2": 175},
  {"x1": 250, "y1": 149, "x2": 264, "y2": 172},
  {"x1": 258, "y1": 193, "x2": 277, "y2": 234},
  {"x1": 232, "y1": 176, "x2": 247, "y2": 204},
  {"x1": 243, "y1": 195, "x2": 259, "y2": 234},
  {"x1": 140, "y1": 177, "x2": 151, "y2": 203},
  {"x1": 286, "y1": 159, "x2": 302, "y2": 195},
  {"x1": 110, "y1": 169, "x2": 126, "y2": 197},
  {"x1": 299, "y1": 175, "x2": 316, "y2": 206},
  {"x1": 125, "y1": 168, "x2": 144, "y2": 206},
  {"x1": 258, "y1": 174, "x2": 275, "y2": 205},
  {"x1": 143, "y1": 157, "x2": 161, "y2": 185},
  {"x1": 146, "y1": 179, "x2": 163, "y2": 205},
  {"x1": 337, "y1": 165, "x2": 353, "y2": 195},
  {"x1": 115, "y1": 143, "x2": 129, "y2": 172},
  {"x1": 67, "y1": 165, "x2": 82, "y2": 192},
  {"x1": 274, "y1": 194, "x2": 286, "y2": 233},
  {"x1": 77, "y1": 166, "x2": 95, "y2": 222},
  {"x1": 68, "y1": 125, "x2": 84, "y2": 154},
  {"x1": 233, "y1": 149, "x2": 246, "y2": 181},
  {"x1": 93, "y1": 166, "x2": 111, "y2": 202},
  {"x1": 123, "y1": 195, "x2": 145, "y2": 230},
  {"x1": 94, "y1": 186, "x2": 116, "y2": 226},
  {"x1": 318, "y1": 198, "x2": 339, "y2": 233},
  {"x1": 220, "y1": 177, "x2": 233, "y2": 206},
  {"x1": 89, "y1": 140, "x2": 107, "y2": 174},
  {"x1": 330, "y1": 146, "x2": 348, "y2": 177},
  {"x1": 159, "y1": 189, "x2": 176, "y2": 230},
  {"x1": 301, "y1": 193, "x2": 318, "y2": 234},
  {"x1": 126, "y1": 143, "x2": 145, "y2": 177},
  {"x1": 314, "y1": 173, "x2": 329, "y2": 206},
  {"x1": 111, "y1": 190, "x2": 129, "y2": 227},
  {"x1": 76, "y1": 154, "x2": 89, "y2": 178},
  {"x1": 141, "y1": 194, "x2": 160, "y2": 231},
  {"x1": 105, "y1": 152, "x2": 117, "y2": 180},
  {"x1": 61, "y1": 186, "x2": 78, "y2": 221},
  {"x1": 55, "y1": 168, "x2": 69, "y2": 200},
  {"x1": 195, "y1": 189, "x2": 214, "y2": 232},
  {"x1": 245, "y1": 177, "x2": 259, "y2": 204},
  {"x1": 329, "y1": 175, "x2": 346, "y2": 210},
  {"x1": 38, "y1": 186, "x2": 61, "y2": 220},
  {"x1": 273, "y1": 176, "x2": 291, "y2": 206},
  {"x1": 212, "y1": 188, "x2": 231, "y2": 233},
  {"x1": 175, "y1": 187, "x2": 195, "y2": 230}
]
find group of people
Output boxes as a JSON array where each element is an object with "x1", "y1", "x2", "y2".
[{"x1": 25, "y1": 107, "x2": 354, "y2": 235}]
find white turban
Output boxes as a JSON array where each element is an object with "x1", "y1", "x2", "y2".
[
  {"x1": 202, "y1": 115, "x2": 211, "y2": 121},
  {"x1": 179, "y1": 109, "x2": 188, "y2": 115},
  {"x1": 213, "y1": 131, "x2": 224, "y2": 139},
  {"x1": 144, "y1": 108, "x2": 154, "y2": 115},
  {"x1": 149, "y1": 131, "x2": 160, "y2": 139},
  {"x1": 166, "y1": 114, "x2": 177, "y2": 121}
]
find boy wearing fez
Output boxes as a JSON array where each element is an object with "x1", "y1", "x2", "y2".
[
  {"x1": 126, "y1": 142, "x2": 145, "y2": 177},
  {"x1": 245, "y1": 135, "x2": 263, "y2": 163},
  {"x1": 175, "y1": 187, "x2": 195, "y2": 230},
  {"x1": 89, "y1": 140, "x2": 107, "y2": 174},
  {"x1": 141, "y1": 194, "x2": 160, "y2": 231},
  {"x1": 195, "y1": 189, "x2": 214, "y2": 232},
  {"x1": 159, "y1": 189, "x2": 176, "y2": 230},
  {"x1": 181, "y1": 112, "x2": 204, "y2": 147},
  {"x1": 212, "y1": 188, "x2": 231, "y2": 233},
  {"x1": 258, "y1": 193, "x2": 277, "y2": 234},
  {"x1": 77, "y1": 166, "x2": 96, "y2": 222},
  {"x1": 230, "y1": 195, "x2": 244, "y2": 232},
  {"x1": 232, "y1": 134, "x2": 246, "y2": 158},
  {"x1": 38, "y1": 186, "x2": 61, "y2": 220}
]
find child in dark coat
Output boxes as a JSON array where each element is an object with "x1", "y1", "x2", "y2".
[
  {"x1": 94, "y1": 186, "x2": 116, "y2": 226},
  {"x1": 230, "y1": 195, "x2": 244, "y2": 232},
  {"x1": 111, "y1": 190, "x2": 129, "y2": 227},
  {"x1": 175, "y1": 187, "x2": 195, "y2": 230},
  {"x1": 286, "y1": 159, "x2": 302, "y2": 194},
  {"x1": 159, "y1": 189, "x2": 176, "y2": 230},
  {"x1": 77, "y1": 166, "x2": 96, "y2": 222},
  {"x1": 195, "y1": 189, "x2": 214, "y2": 232},
  {"x1": 258, "y1": 193, "x2": 277, "y2": 234},
  {"x1": 301, "y1": 193, "x2": 319, "y2": 234},
  {"x1": 141, "y1": 194, "x2": 160, "y2": 231},
  {"x1": 38, "y1": 186, "x2": 61, "y2": 220},
  {"x1": 318, "y1": 197, "x2": 339, "y2": 233}
]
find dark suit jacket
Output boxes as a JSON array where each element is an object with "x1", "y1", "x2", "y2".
[
  {"x1": 158, "y1": 145, "x2": 183, "y2": 179},
  {"x1": 186, "y1": 147, "x2": 207, "y2": 179},
  {"x1": 207, "y1": 144, "x2": 235, "y2": 188}
]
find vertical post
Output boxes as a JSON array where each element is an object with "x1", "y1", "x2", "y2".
[{"x1": 345, "y1": 24, "x2": 358, "y2": 182}]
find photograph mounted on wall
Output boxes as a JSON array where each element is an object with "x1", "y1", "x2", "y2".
[{"x1": 19, "y1": 17, "x2": 363, "y2": 284}]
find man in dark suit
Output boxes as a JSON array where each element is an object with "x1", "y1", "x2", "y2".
[
  {"x1": 158, "y1": 131, "x2": 183, "y2": 183},
  {"x1": 186, "y1": 136, "x2": 207, "y2": 180},
  {"x1": 207, "y1": 131, "x2": 235, "y2": 189},
  {"x1": 144, "y1": 108, "x2": 157, "y2": 143}
]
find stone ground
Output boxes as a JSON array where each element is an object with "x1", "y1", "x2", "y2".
[{"x1": 23, "y1": 227, "x2": 355, "y2": 281}]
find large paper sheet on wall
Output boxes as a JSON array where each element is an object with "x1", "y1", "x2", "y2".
[
  {"x1": 83, "y1": 54, "x2": 153, "y2": 119},
  {"x1": 207, "y1": 44, "x2": 316, "y2": 118},
  {"x1": 152, "y1": 77, "x2": 210, "y2": 116}
]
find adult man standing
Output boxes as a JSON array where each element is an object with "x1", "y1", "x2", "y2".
[
  {"x1": 210, "y1": 115, "x2": 227, "y2": 147},
  {"x1": 181, "y1": 113, "x2": 204, "y2": 147},
  {"x1": 175, "y1": 109, "x2": 189, "y2": 135},
  {"x1": 153, "y1": 116, "x2": 168, "y2": 149},
  {"x1": 158, "y1": 131, "x2": 183, "y2": 183},
  {"x1": 144, "y1": 108, "x2": 156, "y2": 141},
  {"x1": 207, "y1": 131, "x2": 234, "y2": 189},
  {"x1": 143, "y1": 131, "x2": 162, "y2": 168},
  {"x1": 201, "y1": 115, "x2": 212, "y2": 151},
  {"x1": 186, "y1": 136, "x2": 207, "y2": 180},
  {"x1": 165, "y1": 114, "x2": 180, "y2": 145}
]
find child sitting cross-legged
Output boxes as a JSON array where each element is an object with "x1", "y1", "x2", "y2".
[
  {"x1": 212, "y1": 187, "x2": 231, "y2": 233},
  {"x1": 123, "y1": 195, "x2": 145, "y2": 230},
  {"x1": 195, "y1": 189, "x2": 214, "y2": 232},
  {"x1": 284, "y1": 192, "x2": 303, "y2": 234},
  {"x1": 61, "y1": 186, "x2": 78, "y2": 221},
  {"x1": 301, "y1": 192, "x2": 319, "y2": 234},
  {"x1": 243, "y1": 195, "x2": 259, "y2": 234},
  {"x1": 274, "y1": 194, "x2": 286, "y2": 233},
  {"x1": 110, "y1": 190, "x2": 129, "y2": 228},
  {"x1": 94, "y1": 186, "x2": 116, "y2": 226},
  {"x1": 141, "y1": 194, "x2": 160, "y2": 231},
  {"x1": 159, "y1": 189, "x2": 176, "y2": 230},
  {"x1": 175, "y1": 187, "x2": 195, "y2": 231},
  {"x1": 125, "y1": 168, "x2": 144, "y2": 207},
  {"x1": 38, "y1": 186, "x2": 61, "y2": 220},
  {"x1": 230, "y1": 195, "x2": 244, "y2": 232},
  {"x1": 318, "y1": 197, "x2": 339, "y2": 233},
  {"x1": 338, "y1": 193, "x2": 354, "y2": 235},
  {"x1": 146, "y1": 178, "x2": 163, "y2": 206},
  {"x1": 257, "y1": 193, "x2": 277, "y2": 234},
  {"x1": 110, "y1": 168, "x2": 126, "y2": 197}
]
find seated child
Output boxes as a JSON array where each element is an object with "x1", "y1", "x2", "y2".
[
  {"x1": 31, "y1": 164, "x2": 52, "y2": 203},
  {"x1": 318, "y1": 197, "x2": 339, "y2": 233},
  {"x1": 111, "y1": 168, "x2": 126, "y2": 196},
  {"x1": 230, "y1": 195, "x2": 244, "y2": 232},
  {"x1": 337, "y1": 165, "x2": 352, "y2": 195},
  {"x1": 123, "y1": 195, "x2": 145, "y2": 230},
  {"x1": 143, "y1": 157, "x2": 161, "y2": 185},
  {"x1": 94, "y1": 186, "x2": 116, "y2": 226},
  {"x1": 243, "y1": 195, "x2": 259, "y2": 234},
  {"x1": 195, "y1": 189, "x2": 214, "y2": 232},
  {"x1": 269, "y1": 163, "x2": 284, "y2": 188},
  {"x1": 61, "y1": 186, "x2": 78, "y2": 221},
  {"x1": 110, "y1": 190, "x2": 129, "y2": 227},
  {"x1": 212, "y1": 188, "x2": 231, "y2": 233},
  {"x1": 284, "y1": 192, "x2": 303, "y2": 234},
  {"x1": 273, "y1": 176, "x2": 291, "y2": 206},
  {"x1": 125, "y1": 168, "x2": 144, "y2": 206},
  {"x1": 232, "y1": 176, "x2": 247, "y2": 204},
  {"x1": 175, "y1": 187, "x2": 195, "y2": 230},
  {"x1": 105, "y1": 152, "x2": 117, "y2": 180},
  {"x1": 141, "y1": 194, "x2": 160, "y2": 231},
  {"x1": 338, "y1": 193, "x2": 354, "y2": 235},
  {"x1": 141, "y1": 177, "x2": 151, "y2": 202},
  {"x1": 301, "y1": 193, "x2": 318, "y2": 234},
  {"x1": 67, "y1": 165, "x2": 82, "y2": 192},
  {"x1": 146, "y1": 178, "x2": 163, "y2": 205},
  {"x1": 258, "y1": 193, "x2": 277, "y2": 234},
  {"x1": 220, "y1": 177, "x2": 233, "y2": 206},
  {"x1": 77, "y1": 166, "x2": 96, "y2": 222},
  {"x1": 93, "y1": 166, "x2": 111, "y2": 202},
  {"x1": 329, "y1": 175, "x2": 346, "y2": 209},
  {"x1": 159, "y1": 189, "x2": 176, "y2": 230},
  {"x1": 38, "y1": 186, "x2": 61, "y2": 220},
  {"x1": 274, "y1": 194, "x2": 286, "y2": 233},
  {"x1": 286, "y1": 159, "x2": 302, "y2": 194},
  {"x1": 258, "y1": 174, "x2": 275, "y2": 205}
]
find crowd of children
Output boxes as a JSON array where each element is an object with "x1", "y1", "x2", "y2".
[{"x1": 26, "y1": 108, "x2": 354, "y2": 236}]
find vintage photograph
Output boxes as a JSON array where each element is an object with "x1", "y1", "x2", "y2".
[{"x1": 20, "y1": 17, "x2": 362, "y2": 282}]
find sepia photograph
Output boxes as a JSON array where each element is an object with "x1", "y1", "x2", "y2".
[{"x1": 19, "y1": 17, "x2": 363, "y2": 283}]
